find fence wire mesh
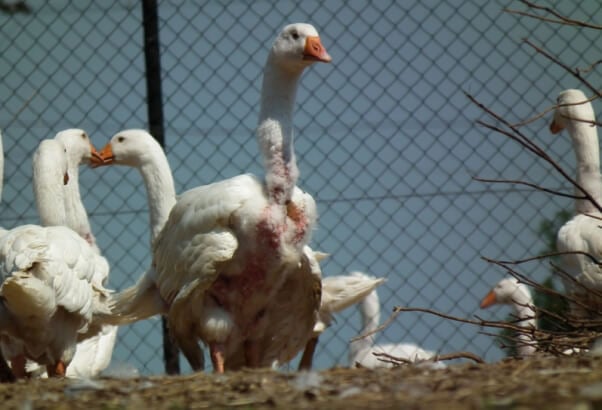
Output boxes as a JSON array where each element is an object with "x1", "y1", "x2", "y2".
[{"x1": 1, "y1": 0, "x2": 601, "y2": 374}]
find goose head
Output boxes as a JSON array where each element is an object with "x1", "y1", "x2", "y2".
[
  {"x1": 550, "y1": 89, "x2": 595, "y2": 134},
  {"x1": 93, "y1": 129, "x2": 161, "y2": 168},
  {"x1": 480, "y1": 277, "x2": 533, "y2": 308},
  {"x1": 269, "y1": 23, "x2": 331, "y2": 72},
  {"x1": 54, "y1": 129, "x2": 102, "y2": 167}
]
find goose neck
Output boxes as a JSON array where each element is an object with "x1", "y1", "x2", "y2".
[
  {"x1": 33, "y1": 160, "x2": 67, "y2": 227},
  {"x1": 139, "y1": 158, "x2": 176, "y2": 245},
  {"x1": 349, "y1": 291, "x2": 381, "y2": 364},
  {"x1": 570, "y1": 122, "x2": 602, "y2": 213},
  {"x1": 62, "y1": 164, "x2": 95, "y2": 243},
  {"x1": 257, "y1": 60, "x2": 303, "y2": 204}
]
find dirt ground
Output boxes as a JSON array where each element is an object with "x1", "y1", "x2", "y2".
[{"x1": 1, "y1": 355, "x2": 602, "y2": 409}]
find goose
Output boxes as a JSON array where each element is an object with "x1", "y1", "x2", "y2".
[
  {"x1": 480, "y1": 277, "x2": 537, "y2": 357},
  {"x1": 95, "y1": 23, "x2": 331, "y2": 373},
  {"x1": 53, "y1": 129, "x2": 117, "y2": 378},
  {"x1": 349, "y1": 273, "x2": 446, "y2": 369},
  {"x1": 480, "y1": 276, "x2": 585, "y2": 356},
  {"x1": 551, "y1": 89, "x2": 602, "y2": 319},
  {"x1": 0, "y1": 139, "x2": 111, "y2": 378},
  {"x1": 349, "y1": 273, "x2": 445, "y2": 369}
]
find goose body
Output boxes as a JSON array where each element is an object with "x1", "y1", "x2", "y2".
[
  {"x1": 349, "y1": 273, "x2": 445, "y2": 369},
  {"x1": 98, "y1": 24, "x2": 331, "y2": 373},
  {"x1": 551, "y1": 89, "x2": 602, "y2": 318},
  {"x1": 0, "y1": 138, "x2": 110, "y2": 377}
]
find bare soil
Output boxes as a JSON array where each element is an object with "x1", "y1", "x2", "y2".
[{"x1": 2, "y1": 355, "x2": 602, "y2": 409}]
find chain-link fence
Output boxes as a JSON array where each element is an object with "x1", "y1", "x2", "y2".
[{"x1": 1, "y1": 0, "x2": 601, "y2": 374}]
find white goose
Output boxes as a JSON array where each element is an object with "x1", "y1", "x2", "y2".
[
  {"x1": 480, "y1": 277, "x2": 537, "y2": 357},
  {"x1": 0, "y1": 139, "x2": 111, "y2": 378},
  {"x1": 551, "y1": 89, "x2": 602, "y2": 319},
  {"x1": 349, "y1": 273, "x2": 446, "y2": 369},
  {"x1": 53, "y1": 129, "x2": 117, "y2": 378},
  {"x1": 97, "y1": 24, "x2": 331, "y2": 373}
]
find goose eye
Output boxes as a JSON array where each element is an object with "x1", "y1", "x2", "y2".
[
  {"x1": 117, "y1": 136, "x2": 125, "y2": 143},
  {"x1": 291, "y1": 31, "x2": 299, "y2": 40},
  {"x1": 80, "y1": 133, "x2": 87, "y2": 140}
]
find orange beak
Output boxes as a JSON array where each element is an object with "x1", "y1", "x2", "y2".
[
  {"x1": 549, "y1": 119, "x2": 563, "y2": 134},
  {"x1": 304, "y1": 36, "x2": 332, "y2": 63},
  {"x1": 91, "y1": 143, "x2": 114, "y2": 167},
  {"x1": 480, "y1": 290, "x2": 497, "y2": 309},
  {"x1": 89, "y1": 143, "x2": 104, "y2": 165}
]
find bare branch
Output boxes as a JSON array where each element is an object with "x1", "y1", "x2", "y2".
[
  {"x1": 480, "y1": 252, "x2": 602, "y2": 268},
  {"x1": 349, "y1": 306, "x2": 402, "y2": 342},
  {"x1": 467, "y1": 92, "x2": 602, "y2": 212},
  {"x1": 504, "y1": 0, "x2": 602, "y2": 30},
  {"x1": 472, "y1": 176, "x2": 582, "y2": 199},
  {"x1": 372, "y1": 350, "x2": 485, "y2": 366},
  {"x1": 579, "y1": 60, "x2": 602, "y2": 74},
  {"x1": 522, "y1": 39, "x2": 602, "y2": 99},
  {"x1": 510, "y1": 94, "x2": 602, "y2": 128}
]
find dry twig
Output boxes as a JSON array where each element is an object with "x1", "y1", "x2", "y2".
[
  {"x1": 466, "y1": 92, "x2": 602, "y2": 213},
  {"x1": 505, "y1": 0, "x2": 602, "y2": 30}
]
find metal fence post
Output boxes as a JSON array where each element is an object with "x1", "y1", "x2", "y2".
[{"x1": 141, "y1": 0, "x2": 183, "y2": 375}]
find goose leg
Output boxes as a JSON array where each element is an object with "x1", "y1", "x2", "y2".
[
  {"x1": 210, "y1": 342, "x2": 225, "y2": 373},
  {"x1": 244, "y1": 340, "x2": 260, "y2": 368},
  {"x1": 169, "y1": 329, "x2": 204, "y2": 372},
  {"x1": 167, "y1": 314, "x2": 205, "y2": 372},
  {"x1": 46, "y1": 360, "x2": 66, "y2": 377},
  {"x1": 298, "y1": 336, "x2": 318, "y2": 370},
  {"x1": 177, "y1": 338, "x2": 205, "y2": 372},
  {"x1": 10, "y1": 354, "x2": 26, "y2": 379}
]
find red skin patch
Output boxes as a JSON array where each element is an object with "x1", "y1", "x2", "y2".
[{"x1": 207, "y1": 202, "x2": 309, "y2": 337}]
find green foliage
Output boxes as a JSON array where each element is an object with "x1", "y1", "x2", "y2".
[{"x1": 537, "y1": 209, "x2": 572, "y2": 257}]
